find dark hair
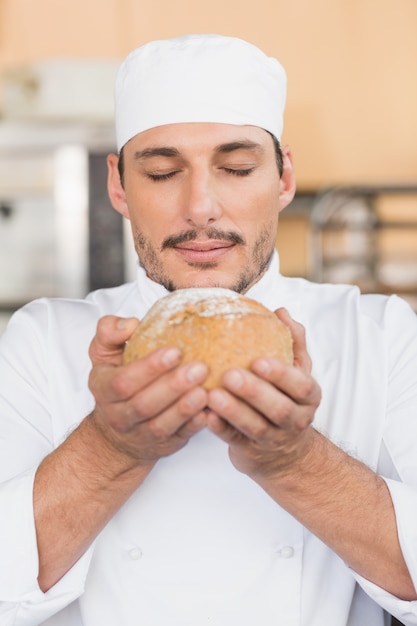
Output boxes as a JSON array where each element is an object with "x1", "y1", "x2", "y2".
[
  {"x1": 117, "y1": 132, "x2": 283, "y2": 187},
  {"x1": 117, "y1": 148, "x2": 125, "y2": 187},
  {"x1": 269, "y1": 133, "x2": 284, "y2": 177}
]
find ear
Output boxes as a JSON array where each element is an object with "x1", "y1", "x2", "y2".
[
  {"x1": 278, "y1": 145, "x2": 296, "y2": 212},
  {"x1": 107, "y1": 153, "x2": 130, "y2": 219}
]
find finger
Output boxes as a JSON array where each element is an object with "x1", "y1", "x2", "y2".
[
  {"x1": 91, "y1": 396, "x2": 209, "y2": 464},
  {"x1": 144, "y1": 391, "x2": 209, "y2": 440},
  {"x1": 122, "y1": 360, "x2": 209, "y2": 428},
  {"x1": 89, "y1": 315, "x2": 140, "y2": 366},
  {"x1": 98, "y1": 384, "x2": 209, "y2": 464},
  {"x1": 210, "y1": 367, "x2": 317, "y2": 434},
  {"x1": 251, "y1": 357, "x2": 321, "y2": 409},
  {"x1": 204, "y1": 410, "x2": 242, "y2": 445},
  {"x1": 274, "y1": 308, "x2": 311, "y2": 372},
  {"x1": 207, "y1": 383, "x2": 285, "y2": 442},
  {"x1": 90, "y1": 372, "x2": 207, "y2": 460},
  {"x1": 89, "y1": 345, "x2": 182, "y2": 404},
  {"x1": 90, "y1": 358, "x2": 209, "y2": 436}
]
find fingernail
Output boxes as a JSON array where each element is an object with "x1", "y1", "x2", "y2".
[
  {"x1": 210, "y1": 389, "x2": 227, "y2": 409},
  {"x1": 186, "y1": 362, "x2": 207, "y2": 383},
  {"x1": 254, "y1": 358, "x2": 271, "y2": 376},
  {"x1": 185, "y1": 393, "x2": 203, "y2": 411},
  {"x1": 226, "y1": 369, "x2": 243, "y2": 389},
  {"x1": 161, "y1": 347, "x2": 181, "y2": 367},
  {"x1": 117, "y1": 317, "x2": 138, "y2": 330}
]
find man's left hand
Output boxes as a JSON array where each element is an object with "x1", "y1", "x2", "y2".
[{"x1": 205, "y1": 308, "x2": 321, "y2": 480}]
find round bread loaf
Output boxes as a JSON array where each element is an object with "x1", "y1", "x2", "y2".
[{"x1": 123, "y1": 287, "x2": 293, "y2": 389}]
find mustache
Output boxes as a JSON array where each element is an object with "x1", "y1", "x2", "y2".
[{"x1": 161, "y1": 228, "x2": 245, "y2": 250}]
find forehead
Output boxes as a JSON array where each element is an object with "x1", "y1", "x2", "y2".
[{"x1": 123, "y1": 122, "x2": 273, "y2": 156}]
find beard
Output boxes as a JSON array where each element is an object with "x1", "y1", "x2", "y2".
[{"x1": 132, "y1": 225, "x2": 275, "y2": 294}]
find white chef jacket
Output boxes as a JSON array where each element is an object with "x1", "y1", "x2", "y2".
[{"x1": 1, "y1": 251, "x2": 417, "y2": 626}]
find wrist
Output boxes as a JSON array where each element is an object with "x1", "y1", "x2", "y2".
[
  {"x1": 251, "y1": 426, "x2": 321, "y2": 489},
  {"x1": 81, "y1": 412, "x2": 156, "y2": 482}
]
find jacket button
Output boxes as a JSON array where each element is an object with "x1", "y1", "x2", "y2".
[
  {"x1": 277, "y1": 545, "x2": 294, "y2": 558},
  {"x1": 128, "y1": 547, "x2": 143, "y2": 560}
]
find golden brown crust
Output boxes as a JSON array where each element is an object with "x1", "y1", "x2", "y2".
[{"x1": 123, "y1": 288, "x2": 293, "y2": 389}]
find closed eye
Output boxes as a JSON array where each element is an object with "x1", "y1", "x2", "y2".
[
  {"x1": 146, "y1": 171, "x2": 178, "y2": 182},
  {"x1": 223, "y1": 167, "x2": 255, "y2": 177}
]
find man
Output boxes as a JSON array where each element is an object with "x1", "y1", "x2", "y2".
[{"x1": 0, "y1": 34, "x2": 417, "y2": 626}]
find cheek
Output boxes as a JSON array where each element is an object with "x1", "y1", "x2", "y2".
[
  {"x1": 125, "y1": 186, "x2": 179, "y2": 228},
  {"x1": 130, "y1": 217, "x2": 165, "y2": 249},
  {"x1": 236, "y1": 173, "x2": 280, "y2": 206},
  {"x1": 236, "y1": 186, "x2": 281, "y2": 227}
]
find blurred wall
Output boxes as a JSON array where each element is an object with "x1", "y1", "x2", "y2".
[{"x1": 0, "y1": 0, "x2": 416, "y2": 189}]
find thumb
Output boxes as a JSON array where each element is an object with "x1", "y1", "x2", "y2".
[
  {"x1": 89, "y1": 315, "x2": 140, "y2": 366},
  {"x1": 274, "y1": 308, "x2": 312, "y2": 373}
]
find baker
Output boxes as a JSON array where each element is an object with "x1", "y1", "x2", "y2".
[{"x1": 1, "y1": 34, "x2": 417, "y2": 626}]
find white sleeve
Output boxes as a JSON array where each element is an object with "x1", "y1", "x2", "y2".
[
  {"x1": 348, "y1": 478, "x2": 417, "y2": 625},
  {"x1": 352, "y1": 296, "x2": 417, "y2": 625},
  {"x1": 0, "y1": 468, "x2": 94, "y2": 625},
  {"x1": 0, "y1": 301, "x2": 94, "y2": 624}
]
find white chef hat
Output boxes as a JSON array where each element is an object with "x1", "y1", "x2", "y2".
[{"x1": 115, "y1": 34, "x2": 287, "y2": 151}]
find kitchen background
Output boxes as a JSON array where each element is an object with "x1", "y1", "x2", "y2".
[{"x1": 0, "y1": 0, "x2": 417, "y2": 335}]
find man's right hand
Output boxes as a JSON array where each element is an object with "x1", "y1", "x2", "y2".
[{"x1": 88, "y1": 315, "x2": 210, "y2": 466}]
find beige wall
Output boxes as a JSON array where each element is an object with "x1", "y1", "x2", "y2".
[{"x1": 0, "y1": 0, "x2": 416, "y2": 188}]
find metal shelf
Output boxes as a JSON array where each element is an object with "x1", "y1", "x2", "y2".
[{"x1": 309, "y1": 185, "x2": 417, "y2": 310}]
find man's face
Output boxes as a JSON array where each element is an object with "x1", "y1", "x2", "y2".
[{"x1": 108, "y1": 122, "x2": 295, "y2": 293}]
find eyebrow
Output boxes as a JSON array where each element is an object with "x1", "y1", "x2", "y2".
[
  {"x1": 133, "y1": 147, "x2": 180, "y2": 161},
  {"x1": 215, "y1": 140, "x2": 264, "y2": 155},
  {"x1": 133, "y1": 140, "x2": 264, "y2": 162}
]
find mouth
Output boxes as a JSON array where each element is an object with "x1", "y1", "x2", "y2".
[
  {"x1": 173, "y1": 240, "x2": 235, "y2": 264},
  {"x1": 162, "y1": 229, "x2": 244, "y2": 265}
]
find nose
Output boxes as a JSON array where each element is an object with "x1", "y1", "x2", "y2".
[{"x1": 183, "y1": 169, "x2": 222, "y2": 228}]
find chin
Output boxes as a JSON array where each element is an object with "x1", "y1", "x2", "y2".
[
  {"x1": 173, "y1": 275, "x2": 230, "y2": 291},
  {"x1": 173, "y1": 271, "x2": 259, "y2": 294}
]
